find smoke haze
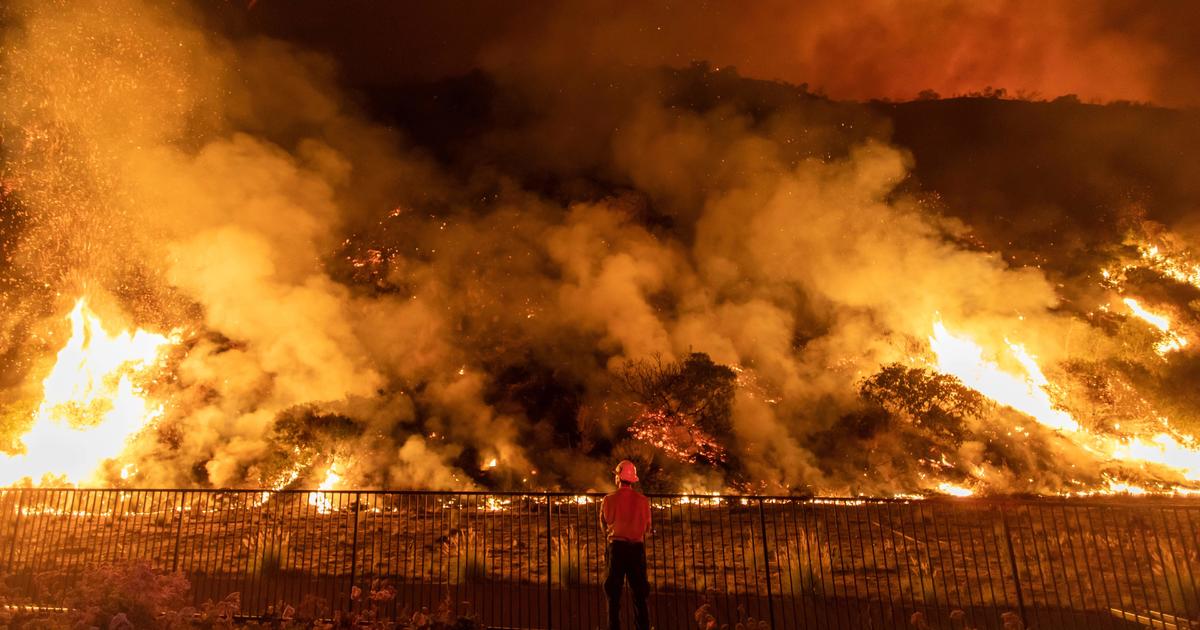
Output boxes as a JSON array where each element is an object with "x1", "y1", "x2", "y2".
[{"x1": 1, "y1": 0, "x2": 1199, "y2": 495}]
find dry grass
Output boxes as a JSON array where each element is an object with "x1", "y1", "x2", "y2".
[
  {"x1": 1153, "y1": 545, "x2": 1200, "y2": 620},
  {"x1": 776, "y1": 530, "x2": 835, "y2": 598},
  {"x1": 904, "y1": 551, "x2": 943, "y2": 608},
  {"x1": 242, "y1": 527, "x2": 290, "y2": 577},
  {"x1": 551, "y1": 527, "x2": 585, "y2": 587},
  {"x1": 442, "y1": 528, "x2": 489, "y2": 584}
]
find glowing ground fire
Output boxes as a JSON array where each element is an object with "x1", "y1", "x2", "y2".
[{"x1": 0, "y1": 299, "x2": 175, "y2": 487}]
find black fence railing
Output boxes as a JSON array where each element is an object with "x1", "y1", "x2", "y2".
[{"x1": 0, "y1": 489, "x2": 1196, "y2": 629}]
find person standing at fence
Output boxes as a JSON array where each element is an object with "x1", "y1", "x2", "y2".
[{"x1": 601, "y1": 459, "x2": 652, "y2": 630}]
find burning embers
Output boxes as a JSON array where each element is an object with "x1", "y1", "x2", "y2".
[{"x1": 0, "y1": 298, "x2": 176, "y2": 486}]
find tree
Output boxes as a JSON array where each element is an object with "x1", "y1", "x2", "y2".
[
  {"x1": 858, "y1": 364, "x2": 989, "y2": 444},
  {"x1": 619, "y1": 352, "x2": 736, "y2": 466}
]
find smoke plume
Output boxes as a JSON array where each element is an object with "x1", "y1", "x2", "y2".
[{"x1": 1, "y1": 0, "x2": 1198, "y2": 495}]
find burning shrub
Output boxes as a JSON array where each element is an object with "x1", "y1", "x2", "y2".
[
  {"x1": 260, "y1": 407, "x2": 365, "y2": 487},
  {"x1": 620, "y1": 353, "x2": 736, "y2": 468},
  {"x1": 859, "y1": 364, "x2": 989, "y2": 443}
]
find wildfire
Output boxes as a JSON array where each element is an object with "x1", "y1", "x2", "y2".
[
  {"x1": 928, "y1": 319, "x2": 1200, "y2": 493},
  {"x1": 1122, "y1": 298, "x2": 1188, "y2": 355},
  {"x1": 307, "y1": 462, "x2": 343, "y2": 513},
  {"x1": 1137, "y1": 244, "x2": 1200, "y2": 290},
  {"x1": 0, "y1": 299, "x2": 175, "y2": 486},
  {"x1": 484, "y1": 496, "x2": 511, "y2": 511},
  {"x1": 1110, "y1": 431, "x2": 1200, "y2": 482},
  {"x1": 936, "y1": 482, "x2": 975, "y2": 497},
  {"x1": 929, "y1": 321, "x2": 1078, "y2": 432}
]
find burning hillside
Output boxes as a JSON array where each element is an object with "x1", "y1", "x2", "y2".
[{"x1": 1, "y1": 0, "x2": 1199, "y2": 497}]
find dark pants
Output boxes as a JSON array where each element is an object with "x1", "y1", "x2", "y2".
[{"x1": 604, "y1": 540, "x2": 650, "y2": 630}]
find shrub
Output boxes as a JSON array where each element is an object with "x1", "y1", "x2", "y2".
[
  {"x1": 693, "y1": 602, "x2": 769, "y2": 629},
  {"x1": 1154, "y1": 545, "x2": 1200, "y2": 619},
  {"x1": 904, "y1": 551, "x2": 943, "y2": 607},
  {"x1": 551, "y1": 527, "x2": 585, "y2": 587},
  {"x1": 243, "y1": 526, "x2": 291, "y2": 577},
  {"x1": 442, "y1": 528, "x2": 489, "y2": 584},
  {"x1": 776, "y1": 531, "x2": 835, "y2": 597},
  {"x1": 42, "y1": 561, "x2": 189, "y2": 628}
]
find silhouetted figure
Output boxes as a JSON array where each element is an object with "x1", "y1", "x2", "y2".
[{"x1": 600, "y1": 460, "x2": 651, "y2": 630}]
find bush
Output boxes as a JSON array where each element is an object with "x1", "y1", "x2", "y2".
[
  {"x1": 243, "y1": 526, "x2": 291, "y2": 577},
  {"x1": 551, "y1": 527, "x2": 585, "y2": 587},
  {"x1": 442, "y1": 528, "x2": 489, "y2": 584},
  {"x1": 776, "y1": 531, "x2": 835, "y2": 597},
  {"x1": 1154, "y1": 545, "x2": 1200, "y2": 619},
  {"x1": 21, "y1": 561, "x2": 190, "y2": 628},
  {"x1": 905, "y1": 551, "x2": 943, "y2": 607}
]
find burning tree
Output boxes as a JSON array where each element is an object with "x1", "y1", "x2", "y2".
[
  {"x1": 619, "y1": 352, "x2": 735, "y2": 467},
  {"x1": 259, "y1": 407, "x2": 364, "y2": 487}
]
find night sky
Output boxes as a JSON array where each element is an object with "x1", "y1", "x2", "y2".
[{"x1": 206, "y1": 0, "x2": 1200, "y2": 106}]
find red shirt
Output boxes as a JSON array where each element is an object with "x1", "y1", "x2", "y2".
[{"x1": 600, "y1": 486, "x2": 651, "y2": 542}]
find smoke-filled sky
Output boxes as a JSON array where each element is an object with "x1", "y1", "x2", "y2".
[
  {"x1": 1, "y1": 0, "x2": 1199, "y2": 495},
  {"x1": 210, "y1": 0, "x2": 1200, "y2": 107}
]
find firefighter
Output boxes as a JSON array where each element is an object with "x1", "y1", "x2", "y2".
[{"x1": 600, "y1": 459, "x2": 651, "y2": 630}]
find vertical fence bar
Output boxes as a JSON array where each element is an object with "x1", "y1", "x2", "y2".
[
  {"x1": 349, "y1": 491, "x2": 360, "y2": 613},
  {"x1": 545, "y1": 492, "x2": 552, "y2": 629},
  {"x1": 172, "y1": 490, "x2": 185, "y2": 572},
  {"x1": 6, "y1": 490, "x2": 24, "y2": 572},
  {"x1": 1000, "y1": 504, "x2": 1029, "y2": 626},
  {"x1": 757, "y1": 498, "x2": 777, "y2": 629}
]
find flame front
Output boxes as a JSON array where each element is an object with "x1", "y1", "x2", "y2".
[
  {"x1": 0, "y1": 299, "x2": 174, "y2": 486},
  {"x1": 1122, "y1": 298, "x2": 1188, "y2": 355},
  {"x1": 929, "y1": 319, "x2": 1200, "y2": 493},
  {"x1": 929, "y1": 321, "x2": 1078, "y2": 433}
]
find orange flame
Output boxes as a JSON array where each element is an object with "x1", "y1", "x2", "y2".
[
  {"x1": 307, "y1": 461, "x2": 343, "y2": 513},
  {"x1": 1123, "y1": 298, "x2": 1188, "y2": 355},
  {"x1": 0, "y1": 299, "x2": 175, "y2": 486},
  {"x1": 929, "y1": 321, "x2": 1078, "y2": 432},
  {"x1": 929, "y1": 319, "x2": 1200, "y2": 493}
]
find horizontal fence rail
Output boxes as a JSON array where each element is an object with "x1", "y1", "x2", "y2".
[{"x1": 0, "y1": 490, "x2": 1196, "y2": 629}]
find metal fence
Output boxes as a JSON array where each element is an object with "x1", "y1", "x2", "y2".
[{"x1": 0, "y1": 489, "x2": 1196, "y2": 629}]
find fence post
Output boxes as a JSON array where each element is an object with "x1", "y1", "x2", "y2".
[
  {"x1": 545, "y1": 493, "x2": 553, "y2": 629},
  {"x1": 757, "y1": 498, "x2": 777, "y2": 629},
  {"x1": 5, "y1": 490, "x2": 25, "y2": 573},
  {"x1": 1000, "y1": 505, "x2": 1029, "y2": 625},
  {"x1": 171, "y1": 491, "x2": 186, "y2": 572},
  {"x1": 349, "y1": 492, "x2": 361, "y2": 612}
]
